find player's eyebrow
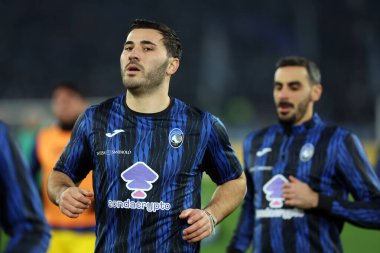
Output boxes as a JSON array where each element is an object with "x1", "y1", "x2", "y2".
[
  {"x1": 140, "y1": 40, "x2": 157, "y2": 46},
  {"x1": 287, "y1": 81, "x2": 301, "y2": 85},
  {"x1": 124, "y1": 40, "x2": 157, "y2": 46}
]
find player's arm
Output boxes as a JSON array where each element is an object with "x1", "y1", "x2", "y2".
[
  {"x1": 180, "y1": 174, "x2": 246, "y2": 243},
  {"x1": 0, "y1": 123, "x2": 50, "y2": 253},
  {"x1": 180, "y1": 116, "x2": 246, "y2": 243},
  {"x1": 48, "y1": 171, "x2": 93, "y2": 218},
  {"x1": 283, "y1": 133, "x2": 380, "y2": 228}
]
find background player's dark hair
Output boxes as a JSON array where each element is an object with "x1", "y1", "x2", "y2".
[
  {"x1": 276, "y1": 56, "x2": 321, "y2": 85},
  {"x1": 128, "y1": 19, "x2": 182, "y2": 60},
  {"x1": 52, "y1": 82, "x2": 85, "y2": 98}
]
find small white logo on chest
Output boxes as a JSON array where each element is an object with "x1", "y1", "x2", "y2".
[
  {"x1": 256, "y1": 147, "x2": 272, "y2": 157},
  {"x1": 106, "y1": 129, "x2": 125, "y2": 138}
]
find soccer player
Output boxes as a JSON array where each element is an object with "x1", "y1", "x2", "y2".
[
  {"x1": 31, "y1": 83, "x2": 96, "y2": 253},
  {"x1": 227, "y1": 56, "x2": 380, "y2": 253},
  {"x1": 47, "y1": 19, "x2": 246, "y2": 253},
  {"x1": 0, "y1": 120, "x2": 50, "y2": 253}
]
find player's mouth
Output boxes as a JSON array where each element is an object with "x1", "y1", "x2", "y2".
[
  {"x1": 277, "y1": 102, "x2": 294, "y2": 114},
  {"x1": 126, "y1": 65, "x2": 141, "y2": 74}
]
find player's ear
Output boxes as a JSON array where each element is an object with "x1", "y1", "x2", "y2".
[
  {"x1": 166, "y1": 57, "x2": 180, "y2": 75},
  {"x1": 311, "y1": 83, "x2": 322, "y2": 102}
]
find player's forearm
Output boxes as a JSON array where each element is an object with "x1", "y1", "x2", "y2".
[
  {"x1": 47, "y1": 170, "x2": 76, "y2": 206},
  {"x1": 204, "y1": 173, "x2": 246, "y2": 224}
]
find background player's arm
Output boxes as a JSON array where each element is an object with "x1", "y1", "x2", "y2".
[
  {"x1": 48, "y1": 169, "x2": 93, "y2": 218},
  {"x1": 284, "y1": 133, "x2": 380, "y2": 228},
  {"x1": 0, "y1": 123, "x2": 50, "y2": 252}
]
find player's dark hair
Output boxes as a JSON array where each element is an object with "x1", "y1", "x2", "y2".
[
  {"x1": 128, "y1": 19, "x2": 182, "y2": 60},
  {"x1": 276, "y1": 56, "x2": 321, "y2": 84},
  {"x1": 52, "y1": 82, "x2": 85, "y2": 98}
]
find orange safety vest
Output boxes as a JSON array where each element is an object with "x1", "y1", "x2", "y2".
[{"x1": 35, "y1": 125, "x2": 96, "y2": 229}]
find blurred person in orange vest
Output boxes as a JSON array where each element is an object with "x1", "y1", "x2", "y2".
[{"x1": 31, "y1": 83, "x2": 96, "y2": 253}]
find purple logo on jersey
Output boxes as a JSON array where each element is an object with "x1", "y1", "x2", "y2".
[
  {"x1": 121, "y1": 162, "x2": 159, "y2": 199},
  {"x1": 263, "y1": 174, "x2": 289, "y2": 208}
]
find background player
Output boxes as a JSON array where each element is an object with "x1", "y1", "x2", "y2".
[
  {"x1": 31, "y1": 83, "x2": 95, "y2": 253},
  {"x1": 0, "y1": 120, "x2": 50, "y2": 253},
  {"x1": 227, "y1": 56, "x2": 380, "y2": 253}
]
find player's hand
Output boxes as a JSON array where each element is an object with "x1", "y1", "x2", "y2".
[
  {"x1": 57, "y1": 187, "x2": 94, "y2": 218},
  {"x1": 179, "y1": 208, "x2": 214, "y2": 243},
  {"x1": 282, "y1": 176, "x2": 319, "y2": 209}
]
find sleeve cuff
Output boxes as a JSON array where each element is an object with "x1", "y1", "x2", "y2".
[{"x1": 316, "y1": 194, "x2": 333, "y2": 212}]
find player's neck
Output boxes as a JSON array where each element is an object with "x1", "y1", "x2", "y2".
[{"x1": 125, "y1": 89, "x2": 171, "y2": 114}]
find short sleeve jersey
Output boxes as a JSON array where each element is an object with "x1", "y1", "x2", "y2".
[{"x1": 55, "y1": 95, "x2": 242, "y2": 253}]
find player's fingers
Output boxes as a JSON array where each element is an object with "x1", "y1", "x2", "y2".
[
  {"x1": 289, "y1": 175, "x2": 301, "y2": 183},
  {"x1": 183, "y1": 216, "x2": 209, "y2": 235},
  {"x1": 179, "y1": 208, "x2": 194, "y2": 219},
  {"x1": 186, "y1": 230, "x2": 210, "y2": 243},
  {"x1": 186, "y1": 210, "x2": 204, "y2": 224},
  {"x1": 59, "y1": 205, "x2": 80, "y2": 218},
  {"x1": 80, "y1": 189, "x2": 94, "y2": 198},
  {"x1": 61, "y1": 201, "x2": 87, "y2": 215},
  {"x1": 72, "y1": 191, "x2": 92, "y2": 206},
  {"x1": 183, "y1": 221, "x2": 209, "y2": 240}
]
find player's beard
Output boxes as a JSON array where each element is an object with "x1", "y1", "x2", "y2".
[
  {"x1": 277, "y1": 95, "x2": 311, "y2": 125},
  {"x1": 121, "y1": 59, "x2": 169, "y2": 95}
]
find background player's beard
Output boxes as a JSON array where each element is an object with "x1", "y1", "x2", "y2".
[
  {"x1": 277, "y1": 95, "x2": 311, "y2": 125},
  {"x1": 122, "y1": 59, "x2": 169, "y2": 95}
]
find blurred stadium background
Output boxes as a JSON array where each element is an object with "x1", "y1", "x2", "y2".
[{"x1": 1, "y1": 0, "x2": 380, "y2": 252}]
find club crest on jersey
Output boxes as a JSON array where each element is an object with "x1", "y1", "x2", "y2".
[
  {"x1": 263, "y1": 175, "x2": 288, "y2": 208},
  {"x1": 169, "y1": 128, "x2": 184, "y2": 148},
  {"x1": 121, "y1": 162, "x2": 159, "y2": 199},
  {"x1": 299, "y1": 143, "x2": 315, "y2": 162}
]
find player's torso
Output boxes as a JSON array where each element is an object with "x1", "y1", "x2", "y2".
[
  {"x1": 246, "y1": 124, "x2": 344, "y2": 253},
  {"x1": 88, "y1": 99, "x2": 207, "y2": 252}
]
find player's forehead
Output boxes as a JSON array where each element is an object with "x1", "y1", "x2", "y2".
[
  {"x1": 274, "y1": 66, "x2": 309, "y2": 84},
  {"x1": 125, "y1": 28, "x2": 164, "y2": 46}
]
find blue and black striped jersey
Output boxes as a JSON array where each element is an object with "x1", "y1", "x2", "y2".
[
  {"x1": 228, "y1": 114, "x2": 380, "y2": 253},
  {"x1": 0, "y1": 121, "x2": 50, "y2": 253},
  {"x1": 54, "y1": 94, "x2": 242, "y2": 253}
]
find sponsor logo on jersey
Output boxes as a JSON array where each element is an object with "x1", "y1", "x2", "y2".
[
  {"x1": 299, "y1": 143, "x2": 315, "y2": 162},
  {"x1": 168, "y1": 128, "x2": 184, "y2": 148},
  {"x1": 108, "y1": 162, "x2": 171, "y2": 212},
  {"x1": 105, "y1": 129, "x2": 125, "y2": 137},
  {"x1": 263, "y1": 174, "x2": 288, "y2": 208},
  {"x1": 96, "y1": 150, "x2": 132, "y2": 156},
  {"x1": 121, "y1": 162, "x2": 158, "y2": 199},
  {"x1": 256, "y1": 147, "x2": 272, "y2": 157},
  {"x1": 258, "y1": 174, "x2": 305, "y2": 219}
]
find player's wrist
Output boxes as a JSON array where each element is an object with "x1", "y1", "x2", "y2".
[
  {"x1": 56, "y1": 186, "x2": 69, "y2": 206},
  {"x1": 203, "y1": 209, "x2": 217, "y2": 235}
]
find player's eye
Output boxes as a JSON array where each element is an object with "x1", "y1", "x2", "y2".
[{"x1": 143, "y1": 47, "x2": 153, "y2": 51}]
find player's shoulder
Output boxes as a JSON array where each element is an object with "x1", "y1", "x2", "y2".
[
  {"x1": 84, "y1": 95, "x2": 123, "y2": 115},
  {"x1": 245, "y1": 125, "x2": 276, "y2": 142},
  {"x1": 319, "y1": 119, "x2": 353, "y2": 139},
  {"x1": 173, "y1": 98, "x2": 210, "y2": 119}
]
